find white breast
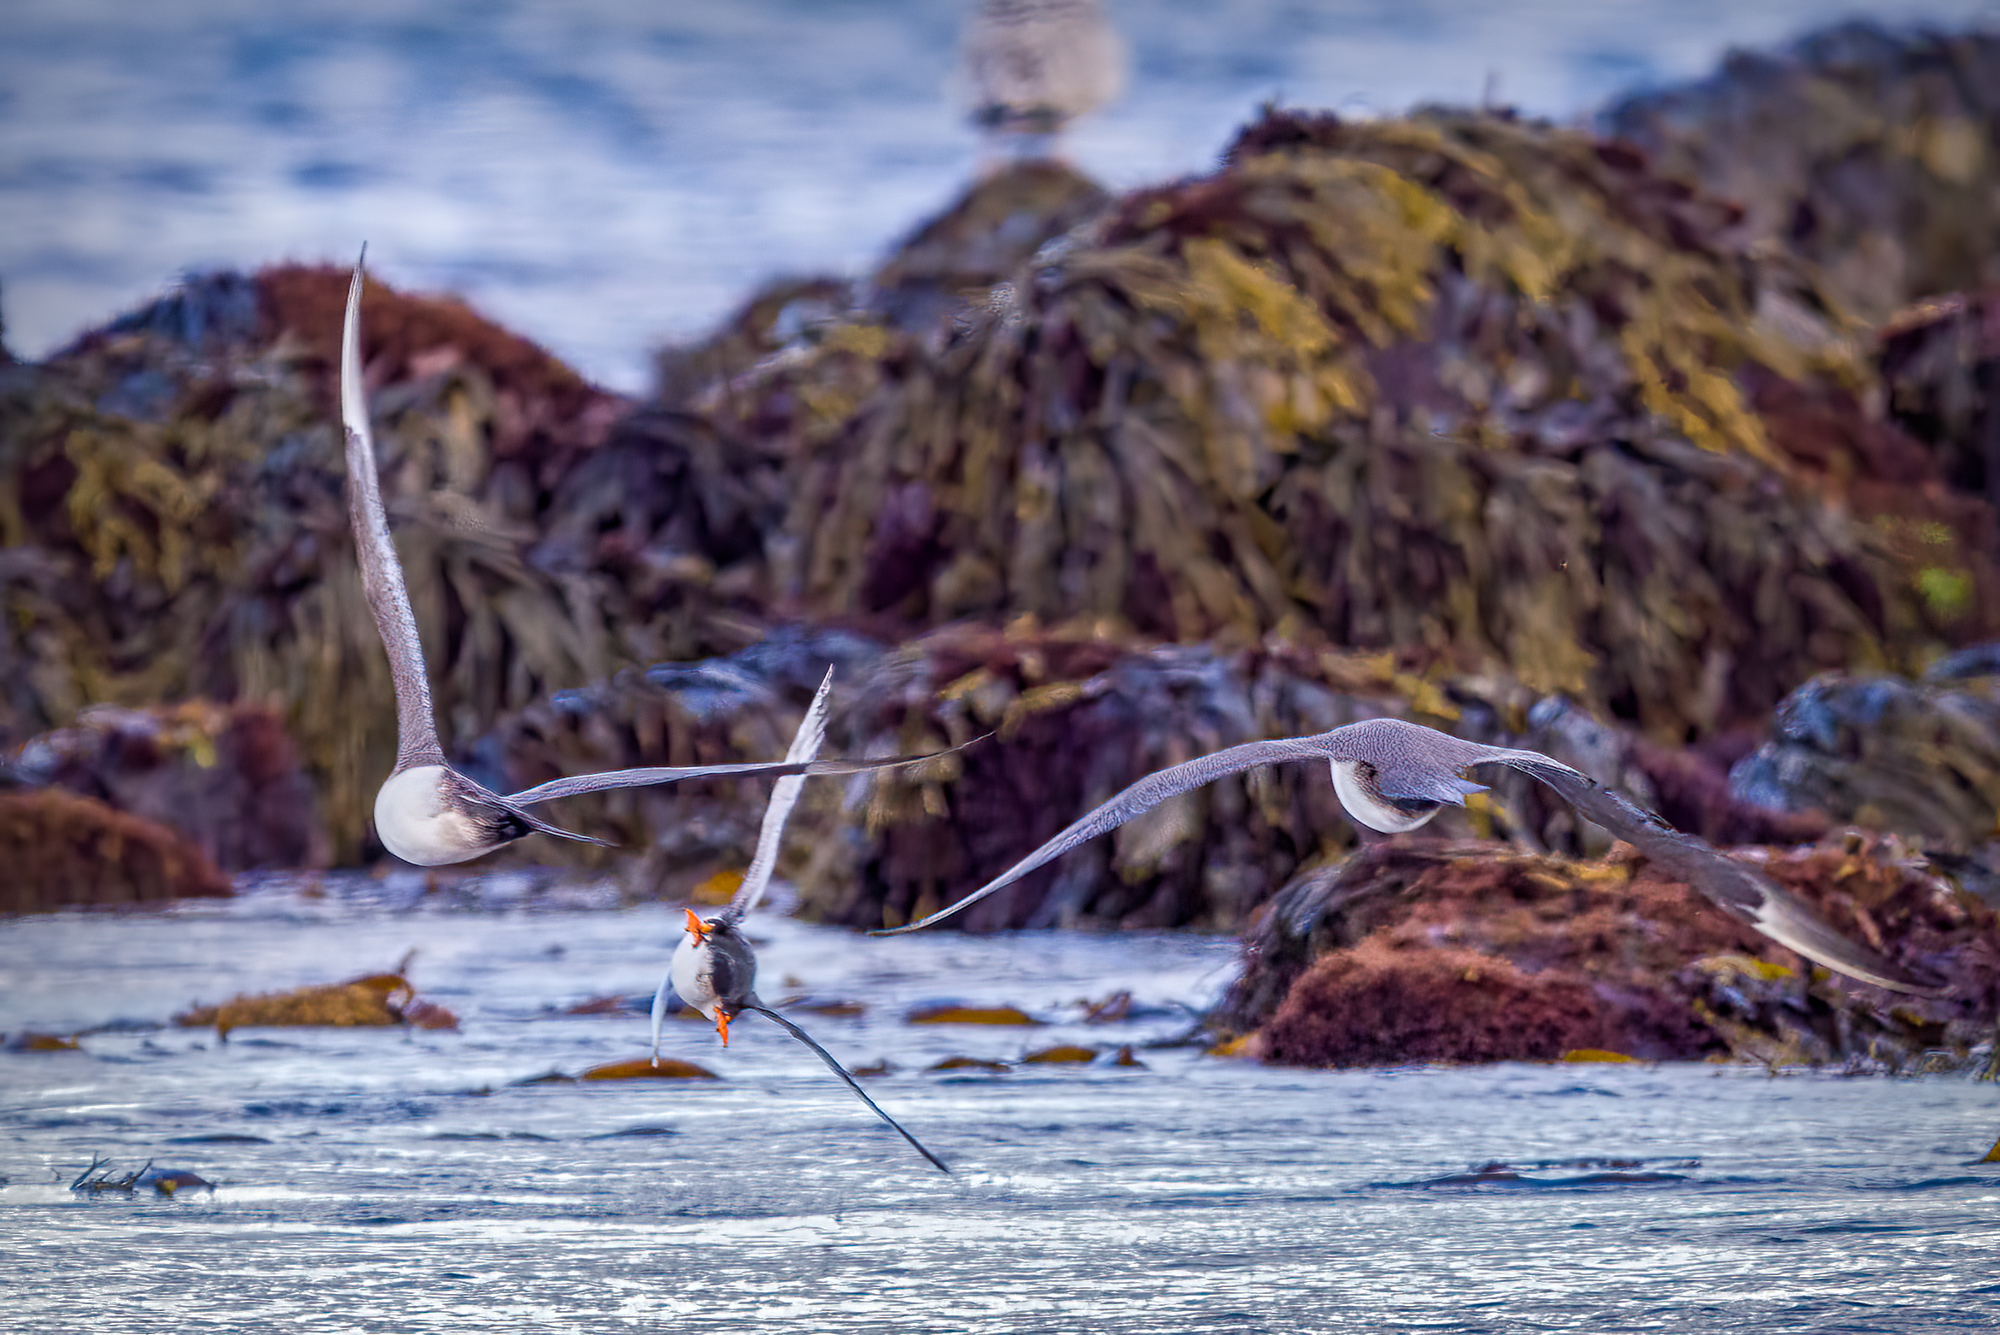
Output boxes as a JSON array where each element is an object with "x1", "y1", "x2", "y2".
[
  {"x1": 668, "y1": 934, "x2": 721, "y2": 1020},
  {"x1": 1329, "y1": 760, "x2": 1440, "y2": 834},
  {"x1": 373, "y1": 765, "x2": 490, "y2": 866}
]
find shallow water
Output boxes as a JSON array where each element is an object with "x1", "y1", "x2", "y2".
[
  {"x1": 3, "y1": 880, "x2": 1998, "y2": 1333},
  {"x1": 6, "y1": 0, "x2": 1998, "y2": 389}
]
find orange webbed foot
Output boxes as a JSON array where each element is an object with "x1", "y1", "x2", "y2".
[{"x1": 715, "y1": 1009, "x2": 731, "y2": 1047}]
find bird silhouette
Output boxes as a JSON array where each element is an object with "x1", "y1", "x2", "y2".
[
  {"x1": 341, "y1": 254, "x2": 952, "y2": 865},
  {"x1": 873, "y1": 716, "x2": 1944, "y2": 996},
  {"x1": 656, "y1": 670, "x2": 952, "y2": 1174}
]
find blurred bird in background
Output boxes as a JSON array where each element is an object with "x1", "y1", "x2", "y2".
[{"x1": 956, "y1": 0, "x2": 1126, "y2": 160}]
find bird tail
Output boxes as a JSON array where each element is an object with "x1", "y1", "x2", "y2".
[{"x1": 744, "y1": 1003, "x2": 952, "y2": 1175}]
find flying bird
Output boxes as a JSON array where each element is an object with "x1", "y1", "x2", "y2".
[
  {"x1": 872, "y1": 716, "x2": 1945, "y2": 996},
  {"x1": 340, "y1": 256, "x2": 949, "y2": 866},
  {"x1": 656, "y1": 671, "x2": 952, "y2": 1174}
]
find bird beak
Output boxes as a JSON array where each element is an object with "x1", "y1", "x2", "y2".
[{"x1": 684, "y1": 908, "x2": 708, "y2": 946}]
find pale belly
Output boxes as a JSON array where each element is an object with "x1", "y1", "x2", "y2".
[
  {"x1": 373, "y1": 766, "x2": 493, "y2": 866},
  {"x1": 1329, "y1": 760, "x2": 1441, "y2": 834},
  {"x1": 669, "y1": 934, "x2": 721, "y2": 1019}
]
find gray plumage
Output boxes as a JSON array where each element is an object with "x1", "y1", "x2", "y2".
[
  {"x1": 651, "y1": 678, "x2": 950, "y2": 1174},
  {"x1": 872, "y1": 716, "x2": 1945, "y2": 996},
  {"x1": 673, "y1": 913, "x2": 951, "y2": 1175},
  {"x1": 340, "y1": 254, "x2": 956, "y2": 865}
]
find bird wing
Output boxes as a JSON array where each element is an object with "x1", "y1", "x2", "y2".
[
  {"x1": 1480, "y1": 748, "x2": 1945, "y2": 995},
  {"x1": 743, "y1": 1003, "x2": 951, "y2": 1174},
  {"x1": 341, "y1": 255, "x2": 445, "y2": 770},
  {"x1": 871, "y1": 735, "x2": 1334, "y2": 935},
  {"x1": 443, "y1": 770, "x2": 611, "y2": 848},
  {"x1": 502, "y1": 744, "x2": 976, "y2": 807},
  {"x1": 723, "y1": 667, "x2": 833, "y2": 924}
]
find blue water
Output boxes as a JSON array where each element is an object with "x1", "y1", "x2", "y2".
[
  {"x1": 4, "y1": 0, "x2": 1998, "y2": 390},
  {"x1": 3, "y1": 876, "x2": 1998, "y2": 1333}
]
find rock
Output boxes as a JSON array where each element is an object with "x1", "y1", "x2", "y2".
[
  {"x1": 683, "y1": 102, "x2": 1994, "y2": 744},
  {"x1": 1221, "y1": 835, "x2": 1997, "y2": 1069},
  {"x1": 1880, "y1": 289, "x2": 2000, "y2": 510},
  {"x1": 1727, "y1": 671, "x2": 2000, "y2": 848},
  {"x1": 1605, "y1": 25, "x2": 2000, "y2": 325},
  {"x1": 870, "y1": 161, "x2": 1112, "y2": 333},
  {"x1": 0, "y1": 788, "x2": 230, "y2": 911},
  {"x1": 1261, "y1": 940, "x2": 1620, "y2": 1067},
  {"x1": 11, "y1": 700, "x2": 325, "y2": 871}
]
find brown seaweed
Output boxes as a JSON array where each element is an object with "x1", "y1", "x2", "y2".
[{"x1": 1220, "y1": 834, "x2": 1997, "y2": 1070}]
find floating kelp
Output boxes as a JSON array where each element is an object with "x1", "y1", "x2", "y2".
[
  {"x1": 1606, "y1": 24, "x2": 2000, "y2": 325},
  {"x1": 682, "y1": 105, "x2": 1989, "y2": 743},
  {"x1": 5, "y1": 1031, "x2": 82, "y2": 1052},
  {"x1": 0, "y1": 787, "x2": 230, "y2": 912},
  {"x1": 70, "y1": 1156, "x2": 214, "y2": 1197},
  {"x1": 174, "y1": 963, "x2": 458, "y2": 1037},
  {"x1": 11, "y1": 700, "x2": 325, "y2": 871},
  {"x1": 577, "y1": 1057, "x2": 717, "y2": 1081},
  {"x1": 1219, "y1": 834, "x2": 1996, "y2": 1069},
  {"x1": 1019, "y1": 1044, "x2": 1097, "y2": 1064},
  {"x1": 905, "y1": 1003, "x2": 1044, "y2": 1026}
]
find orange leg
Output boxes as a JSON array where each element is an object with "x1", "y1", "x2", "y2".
[{"x1": 714, "y1": 1008, "x2": 731, "y2": 1047}]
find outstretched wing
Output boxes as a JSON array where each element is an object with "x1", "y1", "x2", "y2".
[
  {"x1": 871, "y1": 734, "x2": 1334, "y2": 935},
  {"x1": 1481, "y1": 748, "x2": 1945, "y2": 995},
  {"x1": 744, "y1": 1003, "x2": 951, "y2": 1175},
  {"x1": 503, "y1": 742, "x2": 978, "y2": 807},
  {"x1": 341, "y1": 254, "x2": 445, "y2": 771},
  {"x1": 723, "y1": 667, "x2": 833, "y2": 925}
]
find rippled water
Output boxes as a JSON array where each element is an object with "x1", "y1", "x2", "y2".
[{"x1": 4, "y1": 879, "x2": 1999, "y2": 1333}]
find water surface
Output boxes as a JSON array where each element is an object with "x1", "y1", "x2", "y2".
[{"x1": 3, "y1": 880, "x2": 1997, "y2": 1332}]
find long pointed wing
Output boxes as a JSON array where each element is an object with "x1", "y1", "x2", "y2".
[
  {"x1": 341, "y1": 255, "x2": 444, "y2": 770},
  {"x1": 723, "y1": 668, "x2": 833, "y2": 925},
  {"x1": 871, "y1": 735, "x2": 1335, "y2": 936},
  {"x1": 744, "y1": 1004, "x2": 951, "y2": 1175},
  {"x1": 649, "y1": 967, "x2": 675, "y2": 1064},
  {"x1": 1481, "y1": 748, "x2": 1945, "y2": 995},
  {"x1": 502, "y1": 744, "x2": 976, "y2": 807}
]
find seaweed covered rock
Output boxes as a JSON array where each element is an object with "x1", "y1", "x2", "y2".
[
  {"x1": 1606, "y1": 24, "x2": 2000, "y2": 325},
  {"x1": 521, "y1": 621, "x2": 1524, "y2": 928},
  {"x1": 690, "y1": 105, "x2": 1992, "y2": 741},
  {"x1": 0, "y1": 787, "x2": 230, "y2": 911},
  {"x1": 869, "y1": 160, "x2": 1112, "y2": 332},
  {"x1": 0, "y1": 267, "x2": 771, "y2": 860},
  {"x1": 1728, "y1": 669, "x2": 2000, "y2": 849},
  {"x1": 1222, "y1": 835, "x2": 1996, "y2": 1069},
  {"x1": 1880, "y1": 288, "x2": 2000, "y2": 506},
  {"x1": 510, "y1": 620, "x2": 1848, "y2": 931},
  {"x1": 11, "y1": 701, "x2": 325, "y2": 870}
]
